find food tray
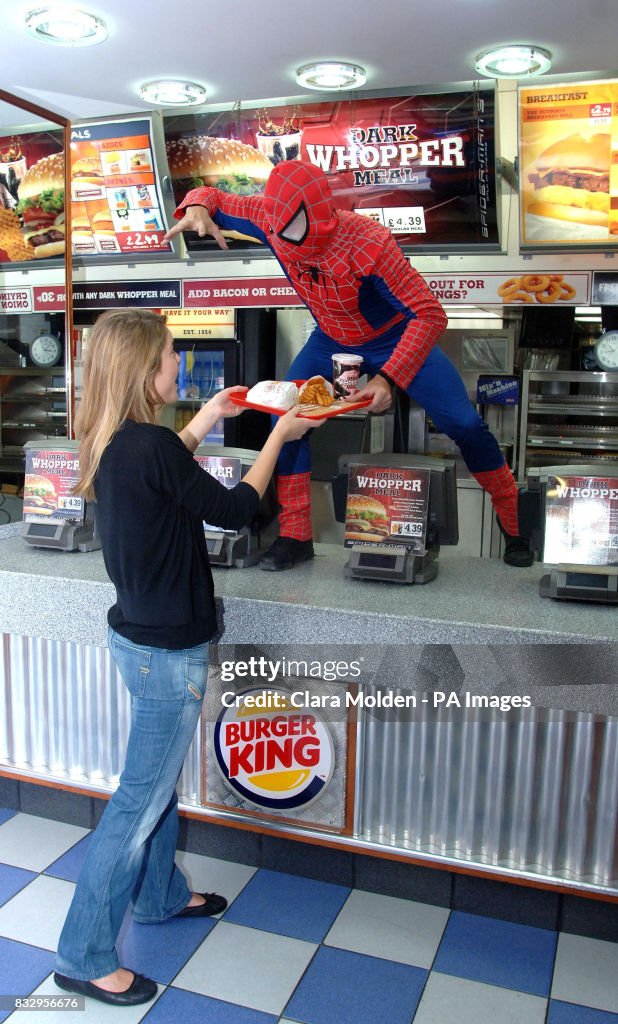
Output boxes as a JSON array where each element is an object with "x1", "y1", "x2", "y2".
[{"x1": 229, "y1": 381, "x2": 372, "y2": 420}]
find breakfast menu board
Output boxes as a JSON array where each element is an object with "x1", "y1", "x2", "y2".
[
  {"x1": 519, "y1": 79, "x2": 618, "y2": 247},
  {"x1": 344, "y1": 463, "x2": 430, "y2": 553},
  {"x1": 543, "y1": 474, "x2": 618, "y2": 567},
  {"x1": 70, "y1": 118, "x2": 171, "y2": 256}
]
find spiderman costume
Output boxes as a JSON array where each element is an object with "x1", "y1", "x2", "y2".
[{"x1": 175, "y1": 161, "x2": 531, "y2": 568}]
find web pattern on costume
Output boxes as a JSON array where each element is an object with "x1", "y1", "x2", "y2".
[{"x1": 176, "y1": 188, "x2": 447, "y2": 390}]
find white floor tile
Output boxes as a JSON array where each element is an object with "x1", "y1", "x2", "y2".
[
  {"x1": 4, "y1": 972, "x2": 161, "y2": 1023},
  {"x1": 173, "y1": 920, "x2": 317, "y2": 1015},
  {"x1": 415, "y1": 973, "x2": 547, "y2": 1024},
  {"x1": 552, "y1": 933, "x2": 618, "y2": 1013},
  {"x1": 0, "y1": 813, "x2": 89, "y2": 872},
  {"x1": 174, "y1": 851, "x2": 256, "y2": 908},
  {"x1": 324, "y1": 889, "x2": 449, "y2": 968},
  {"x1": 0, "y1": 874, "x2": 74, "y2": 951}
]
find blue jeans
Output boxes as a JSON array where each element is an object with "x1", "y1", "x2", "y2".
[
  {"x1": 55, "y1": 628, "x2": 208, "y2": 980},
  {"x1": 276, "y1": 323, "x2": 504, "y2": 476}
]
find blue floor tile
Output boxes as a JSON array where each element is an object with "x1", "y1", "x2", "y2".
[
  {"x1": 0, "y1": 937, "x2": 56, "y2": 1013},
  {"x1": 0, "y1": 863, "x2": 37, "y2": 908},
  {"x1": 433, "y1": 910, "x2": 557, "y2": 996},
  {"x1": 0, "y1": 810, "x2": 16, "y2": 828},
  {"x1": 548, "y1": 1001, "x2": 618, "y2": 1024},
  {"x1": 142, "y1": 986, "x2": 277, "y2": 1023},
  {"x1": 284, "y1": 945, "x2": 426, "y2": 1024},
  {"x1": 44, "y1": 833, "x2": 92, "y2": 882},
  {"x1": 223, "y1": 868, "x2": 350, "y2": 943},
  {"x1": 116, "y1": 914, "x2": 218, "y2": 985}
]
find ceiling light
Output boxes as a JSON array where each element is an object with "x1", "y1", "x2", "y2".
[
  {"x1": 475, "y1": 45, "x2": 552, "y2": 79},
  {"x1": 139, "y1": 80, "x2": 207, "y2": 106},
  {"x1": 296, "y1": 62, "x2": 367, "y2": 91},
  {"x1": 25, "y1": 6, "x2": 107, "y2": 45}
]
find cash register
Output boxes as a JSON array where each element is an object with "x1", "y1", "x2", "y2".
[
  {"x1": 527, "y1": 463, "x2": 618, "y2": 603},
  {"x1": 22, "y1": 440, "x2": 100, "y2": 552},
  {"x1": 194, "y1": 444, "x2": 277, "y2": 567},
  {"x1": 332, "y1": 452, "x2": 459, "y2": 583}
]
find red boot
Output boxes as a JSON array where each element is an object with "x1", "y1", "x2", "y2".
[
  {"x1": 260, "y1": 472, "x2": 314, "y2": 571},
  {"x1": 472, "y1": 465, "x2": 533, "y2": 567}
]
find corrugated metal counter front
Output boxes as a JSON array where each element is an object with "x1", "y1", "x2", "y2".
[{"x1": 0, "y1": 523, "x2": 616, "y2": 896}]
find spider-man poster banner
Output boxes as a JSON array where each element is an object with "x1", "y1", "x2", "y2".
[{"x1": 163, "y1": 89, "x2": 498, "y2": 251}]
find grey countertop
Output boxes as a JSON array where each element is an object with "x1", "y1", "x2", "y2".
[{"x1": 1, "y1": 523, "x2": 616, "y2": 646}]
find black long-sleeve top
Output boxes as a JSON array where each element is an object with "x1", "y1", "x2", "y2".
[{"x1": 94, "y1": 421, "x2": 259, "y2": 648}]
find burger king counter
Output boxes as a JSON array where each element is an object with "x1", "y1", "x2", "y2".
[{"x1": 1, "y1": 520, "x2": 617, "y2": 900}]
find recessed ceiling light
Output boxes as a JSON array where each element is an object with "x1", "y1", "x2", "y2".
[
  {"x1": 25, "y1": 6, "x2": 108, "y2": 46},
  {"x1": 296, "y1": 62, "x2": 367, "y2": 91},
  {"x1": 139, "y1": 80, "x2": 207, "y2": 106},
  {"x1": 475, "y1": 45, "x2": 552, "y2": 79}
]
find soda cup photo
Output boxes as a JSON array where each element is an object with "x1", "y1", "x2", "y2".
[{"x1": 332, "y1": 353, "x2": 363, "y2": 399}]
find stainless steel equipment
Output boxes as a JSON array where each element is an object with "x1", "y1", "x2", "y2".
[{"x1": 518, "y1": 370, "x2": 618, "y2": 482}]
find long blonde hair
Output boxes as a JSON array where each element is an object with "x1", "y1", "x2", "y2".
[{"x1": 75, "y1": 308, "x2": 169, "y2": 500}]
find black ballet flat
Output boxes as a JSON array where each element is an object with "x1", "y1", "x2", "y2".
[
  {"x1": 175, "y1": 891, "x2": 228, "y2": 917},
  {"x1": 53, "y1": 970, "x2": 157, "y2": 1006}
]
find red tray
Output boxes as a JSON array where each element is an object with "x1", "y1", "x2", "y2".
[{"x1": 229, "y1": 381, "x2": 372, "y2": 420}]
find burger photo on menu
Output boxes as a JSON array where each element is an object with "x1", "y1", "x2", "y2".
[
  {"x1": 166, "y1": 134, "x2": 272, "y2": 243},
  {"x1": 344, "y1": 494, "x2": 391, "y2": 544},
  {"x1": 166, "y1": 135, "x2": 273, "y2": 196},
  {"x1": 15, "y1": 152, "x2": 65, "y2": 258},
  {"x1": 23, "y1": 474, "x2": 57, "y2": 516},
  {"x1": 525, "y1": 132, "x2": 610, "y2": 239},
  {"x1": 71, "y1": 201, "x2": 96, "y2": 255},
  {"x1": 71, "y1": 153, "x2": 105, "y2": 200}
]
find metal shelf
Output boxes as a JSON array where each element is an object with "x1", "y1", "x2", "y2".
[{"x1": 518, "y1": 369, "x2": 618, "y2": 482}]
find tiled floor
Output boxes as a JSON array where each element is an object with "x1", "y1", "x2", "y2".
[{"x1": 0, "y1": 809, "x2": 616, "y2": 1024}]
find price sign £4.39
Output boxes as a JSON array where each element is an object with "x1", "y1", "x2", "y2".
[
  {"x1": 58, "y1": 495, "x2": 83, "y2": 513},
  {"x1": 383, "y1": 207, "x2": 426, "y2": 234}
]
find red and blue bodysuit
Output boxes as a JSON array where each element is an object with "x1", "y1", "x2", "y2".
[{"x1": 175, "y1": 161, "x2": 520, "y2": 542}]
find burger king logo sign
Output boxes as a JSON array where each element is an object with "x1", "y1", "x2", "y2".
[{"x1": 214, "y1": 688, "x2": 335, "y2": 810}]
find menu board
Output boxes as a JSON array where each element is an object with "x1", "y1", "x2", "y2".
[
  {"x1": 164, "y1": 88, "x2": 498, "y2": 250},
  {"x1": 344, "y1": 463, "x2": 430, "y2": 553},
  {"x1": 23, "y1": 447, "x2": 83, "y2": 523},
  {"x1": 543, "y1": 474, "x2": 618, "y2": 566},
  {"x1": 0, "y1": 118, "x2": 172, "y2": 264},
  {"x1": 0, "y1": 129, "x2": 64, "y2": 264},
  {"x1": 519, "y1": 79, "x2": 618, "y2": 247},
  {"x1": 194, "y1": 454, "x2": 242, "y2": 534},
  {"x1": 70, "y1": 119, "x2": 171, "y2": 256}
]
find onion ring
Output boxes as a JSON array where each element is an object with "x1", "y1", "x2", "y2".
[
  {"x1": 503, "y1": 290, "x2": 534, "y2": 304},
  {"x1": 559, "y1": 282, "x2": 576, "y2": 300},
  {"x1": 535, "y1": 283, "x2": 562, "y2": 304},
  {"x1": 521, "y1": 274, "x2": 551, "y2": 293},
  {"x1": 498, "y1": 277, "x2": 521, "y2": 298}
]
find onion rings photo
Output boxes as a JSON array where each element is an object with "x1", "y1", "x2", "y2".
[{"x1": 497, "y1": 273, "x2": 576, "y2": 305}]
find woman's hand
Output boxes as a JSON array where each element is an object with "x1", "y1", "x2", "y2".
[
  {"x1": 205, "y1": 386, "x2": 247, "y2": 419},
  {"x1": 274, "y1": 408, "x2": 326, "y2": 441}
]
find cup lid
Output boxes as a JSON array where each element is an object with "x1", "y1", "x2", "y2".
[{"x1": 331, "y1": 353, "x2": 363, "y2": 364}]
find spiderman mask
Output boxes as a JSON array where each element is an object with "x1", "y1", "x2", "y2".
[{"x1": 263, "y1": 161, "x2": 338, "y2": 263}]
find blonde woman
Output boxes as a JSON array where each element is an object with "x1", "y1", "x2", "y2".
[{"x1": 54, "y1": 308, "x2": 322, "y2": 1007}]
